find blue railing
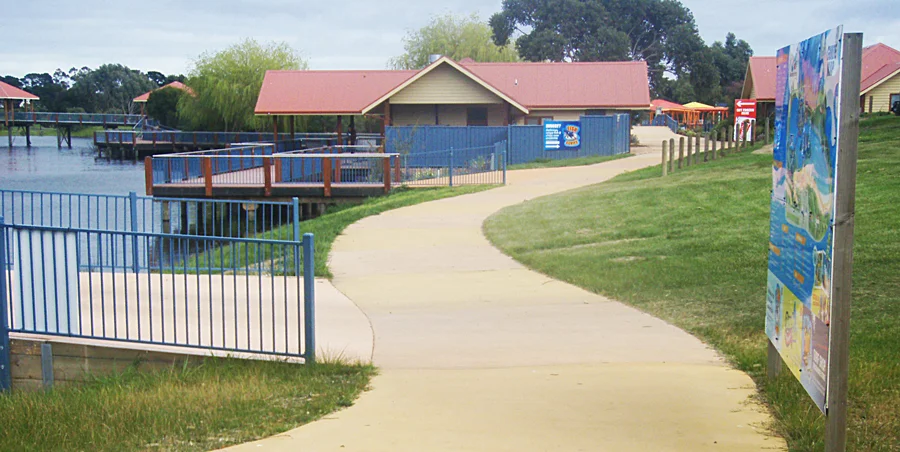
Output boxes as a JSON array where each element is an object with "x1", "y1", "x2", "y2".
[
  {"x1": 12, "y1": 112, "x2": 144, "y2": 126},
  {"x1": 0, "y1": 218, "x2": 316, "y2": 389},
  {"x1": 650, "y1": 114, "x2": 679, "y2": 133},
  {"x1": 94, "y1": 130, "x2": 384, "y2": 149},
  {"x1": 399, "y1": 142, "x2": 506, "y2": 186}
]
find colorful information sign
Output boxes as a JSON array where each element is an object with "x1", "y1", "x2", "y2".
[
  {"x1": 766, "y1": 26, "x2": 844, "y2": 413},
  {"x1": 544, "y1": 121, "x2": 581, "y2": 151},
  {"x1": 734, "y1": 99, "x2": 757, "y2": 142}
]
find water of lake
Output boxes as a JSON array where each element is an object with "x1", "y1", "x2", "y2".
[{"x1": 0, "y1": 135, "x2": 146, "y2": 195}]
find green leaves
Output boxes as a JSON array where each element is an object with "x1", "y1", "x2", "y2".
[
  {"x1": 178, "y1": 39, "x2": 306, "y2": 132},
  {"x1": 389, "y1": 13, "x2": 519, "y2": 70}
]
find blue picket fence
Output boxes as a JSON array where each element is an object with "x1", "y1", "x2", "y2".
[{"x1": 385, "y1": 114, "x2": 630, "y2": 167}]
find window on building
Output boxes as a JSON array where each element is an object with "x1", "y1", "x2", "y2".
[
  {"x1": 524, "y1": 116, "x2": 552, "y2": 125},
  {"x1": 890, "y1": 94, "x2": 900, "y2": 112},
  {"x1": 466, "y1": 107, "x2": 488, "y2": 126}
]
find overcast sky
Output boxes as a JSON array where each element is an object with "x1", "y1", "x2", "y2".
[{"x1": 3, "y1": 0, "x2": 899, "y2": 78}]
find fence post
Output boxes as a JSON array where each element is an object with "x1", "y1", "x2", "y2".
[
  {"x1": 0, "y1": 216, "x2": 11, "y2": 392},
  {"x1": 128, "y1": 192, "x2": 140, "y2": 273},
  {"x1": 675, "y1": 138, "x2": 682, "y2": 169},
  {"x1": 302, "y1": 233, "x2": 316, "y2": 364},
  {"x1": 661, "y1": 140, "x2": 668, "y2": 177},
  {"x1": 502, "y1": 143, "x2": 508, "y2": 185},
  {"x1": 383, "y1": 156, "x2": 391, "y2": 193},
  {"x1": 449, "y1": 148, "x2": 454, "y2": 187},
  {"x1": 668, "y1": 139, "x2": 674, "y2": 173},
  {"x1": 292, "y1": 197, "x2": 301, "y2": 241},
  {"x1": 711, "y1": 133, "x2": 717, "y2": 161},
  {"x1": 262, "y1": 157, "x2": 272, "y2": 197}
]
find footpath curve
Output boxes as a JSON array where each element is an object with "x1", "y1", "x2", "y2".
[{"x1": 228, "y1": 152, "x2": 785, "y2": 451}]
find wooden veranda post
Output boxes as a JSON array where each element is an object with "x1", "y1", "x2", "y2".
[
  {"x1": 823, "y1": 32, "x2": 862, "y2": 452},
  {"x1": 290, "y1": 116, "x2": 296, "y2": 142},
  {"x1": 272, "y1": 116, "x2": 279, "y2": 143}
]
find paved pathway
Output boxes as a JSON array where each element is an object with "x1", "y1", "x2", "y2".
[{"x1": 227, "y1": 152, "x2": 785, "y2": 451}]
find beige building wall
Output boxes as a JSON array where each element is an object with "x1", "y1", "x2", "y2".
[
  {"x1": 392, "y1": 104, "x2": 509, "y2": 126},
  {"x1": 514, "y1": 109, "x2": 586, "y2": 125},
  {"x1": 390, "y1": 64, "x2": 504, "y2": 105},
  {"x1": 862, "y1": 72, "x2": 900, "y2": 113}
]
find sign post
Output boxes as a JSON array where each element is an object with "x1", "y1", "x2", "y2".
[
  {"x1": 734, "y1": 99, "x2": 757, "y2": 142},
  {"x1": 765, "y1": 27, "x2": 861, "y2": 452}
]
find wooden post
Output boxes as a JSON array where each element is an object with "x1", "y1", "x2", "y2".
[
  {"x1": 290, "y1": 116, "x2": 296, "y2": 142},
  {"x1": 274, "y1": 159, "x2": 282, "y2": 183},
  {"x1": 711, "y1": 133, "x2": 717, "y2": 161},
  {"x1": 383, "y1": 156, "x2": 391, "y2": 193},
  {"x1": 704, "y1": 135, "x2": 710, "y2": 163},
  {"x1": 668, "y1": 139, "x2": 675, "y2": 173},
  {"x1": 675, "y1": 138, "x2": 682, "y2": 169},
  {"x1": 336, "y1": 115, "x2": 343, "y2": 146},
  {"x1": 661, "y1": 141, "x2": 668, "y2": 177},
  {"x1": 687, "y1": 134, "x2": 693, "y2": 163},
  {"x1": 323, "y1": 157, "x2": 332, "y2": 197},
  {"x1": 766, "y1": 116, "x2": 770, "y2": 145},
  {"x1": 263, "y1": 157, "x2": 272, "y2": 197},
  {"x1": 681, "y1": 137, "x2": 688, "y2": 167},
  {"x1": 727, "y1": 128, "x2": 732, "y2": 150},
  {"x1": 767, "y1": 340, "x2": 782, "y2": 380},
  {"x1": 824, "y1": 32, "x2": 862, "y2": 452},
  {"x1": 393, "y1": 154, "x2": 401, "y2": 183},
  {"x1": 24, "y1": 125, "x2": 31, "y2": 147},
  {"x1": 203, "y1": 159, "x2": 213, "y2": 197},
  {"x1": 144, "y1": 157, "x2": 154, "y2": 195},
  {"x1": 272, "y1": 116, "x2": 279, "y2": 143}
]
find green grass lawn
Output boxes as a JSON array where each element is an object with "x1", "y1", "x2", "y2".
[
  {"x1": 0, "y1": 359, "x2": 374, "y2": 451},
  {"x1": 507, "y1": 152, "x2": 630, "y2": 170},
  {"x1": 193, "y1": 185, "x2": 495, "y2": 278},
  {"x1": 484, "y1": 115, "x2": 900, "y2": 451}
]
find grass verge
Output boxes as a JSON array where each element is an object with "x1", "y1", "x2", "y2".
[
  {"x1": 507, "y1": 152, "x2": 630, "y2": 170},
  {"x1": 484, "y1": 115, "x2": 900, "y2": 451},
  {"x1": 0, "y1": 358, "x2": 374, "y2": 451}
]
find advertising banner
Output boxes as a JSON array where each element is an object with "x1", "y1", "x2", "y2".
[
  {"x1": 766, "y1": 26, "x2": 844, "y2": 413},
  {"x1": 544, "y1": 121, "x2": 581, "y2": 151},
  {"x1": 734, "y1": 99, "x2": 757, "y2": 142}
]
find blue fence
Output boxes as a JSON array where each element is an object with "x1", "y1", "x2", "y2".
[
  {"x1": 12, "y1": 112, "x2": 144, "y2": 126},
  {"x1": 648, "y1": 114, "x2": 679, "y2": 133},
  {"x1": 386, "y1": 114, "x2": 631, "y2": 167},
  {"x1": 398, "y1": 142, "x2": 506, "y2": 186}
]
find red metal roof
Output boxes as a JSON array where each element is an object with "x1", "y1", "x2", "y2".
[
  {"x1": 255, "y1": 60, "x2": 650, "y2": 115},
  {"x1": 749, "y1": 43, "x2": 900, "y2": 100},
  {"x1": 0, "y1": 81, "x2": 39, "y2": 100},
  {"x1": 462, "y1": 60, "x2": 650, "y2": 109},
  {"x1": 651, "y1": 99, "x2": 689, "y2": 111},
  {"x1": 133, "y1": 81, "x2": 192, "y2": 102},
  {"x1": 255, "y1": 70, "x2": 416, "y2": 114},
  {"x1": 747, "y1": 57, "x2": 777, "y2": 101}
]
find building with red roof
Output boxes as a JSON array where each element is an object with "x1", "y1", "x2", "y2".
[
  {"x1": 133, "y1": 81, "x2": 193, "y2": 115},
  {"x1": 1, "y1": 80, "x2": 39, "y2": 127},
  {"x1": 255, "y1": 56, "x2": 650, "y2": 131},
  {"x1": 742, "y1": 43, "x2": 900, "y2": 116}
]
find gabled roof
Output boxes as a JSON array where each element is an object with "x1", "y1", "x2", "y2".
[
  {"x1": 255, "y1": 58, "x2": 651, "y2": 115},
  {"x1": 361, "y1": 57, "x2": 529, "y2": 114},
  {"x1": 0, "y1": 81, "x2": 39, "y2": 101},
  {"x1": 133, "y1": 81, "x2": 192, "y2": 103},
  {"x1": 744, "y1": 57, "x2": 777, "y2": 101},
  {"x1": 256, "y1": 70, "x2": 415, "y2": 115},
  {"x1": 745, "y1": 43, "x2": 900, "y2": 100},
  {"x1": 651, "y1": 99, "x2": 689, "y2": 111},
  {"x1": 461, "y1": 60, "x2": 650, "y2": 109}
]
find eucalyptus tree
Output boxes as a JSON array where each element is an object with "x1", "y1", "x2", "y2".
[
  {"x1": 178, "y1": 39, "x2": 306, "y2": 132},
  {"x1": 390, "y1": 13, "x2": 519, "y2": 70}
]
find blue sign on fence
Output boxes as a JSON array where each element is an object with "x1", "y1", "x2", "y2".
[{"x1": 544, "y1": 121, "x2": 581, "y2": 151}]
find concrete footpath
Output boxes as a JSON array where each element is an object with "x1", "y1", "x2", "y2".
[{"x1": 227, "y1": 152, "x2": 785, "y2": 451}]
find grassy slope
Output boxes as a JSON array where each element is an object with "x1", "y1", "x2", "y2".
[
  {"x1": 507, "y1": 153, "x2": 630, "y2": 170},
  {"x1": 484, "y1": 116, "x2": 900, "y2": 451},
  {"x1": 0, "y1": 359, "x2": 374, "y2": 451}
]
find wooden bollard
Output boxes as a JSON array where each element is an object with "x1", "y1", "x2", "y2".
[
  {"x1": 668, "y1": 138, "x2": 675, "y2": 173},
  {"x1": 676, "y1": 138, "x2": 683, "y2": 169},
  {"x1": 687, "y1": 134, "x2": 693, "y2": 163},
  {"x1": 710, "y1": 134, "x2": 716, "y2": 160},
  {"x1": 662, "y1": 141, "x2": 668, "y2": 176},
  {"x1": 680, "y1": 137, "x2": 688, "y2": 167},
  {"x1": 727, "y1": 128, "x2": 732, "y2": 150}
]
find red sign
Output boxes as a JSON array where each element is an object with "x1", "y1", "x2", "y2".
[{"x1": 735, "y1": 99, "x2": 757, "y2": 119}]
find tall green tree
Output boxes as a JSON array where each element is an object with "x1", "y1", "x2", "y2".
[
  {"x1": 146, "y1": 86, "x2": 183, "y2": 128},
  {"x1": 490, "y1": 0, "x2": 706, "y2": 93},
  {"x1": 68, "y1": 64, "x2": 158, "y2": 114},
  {"x1": 178, "y1": 39, "x2": 305, "y2": 132},
  {"x1": 389, "y1": 13, "x2": 519, "y2": 70},
  {"x1": 709, "y1": 33, "x2": 753, "y2": 102}
]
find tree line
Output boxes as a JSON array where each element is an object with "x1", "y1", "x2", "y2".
[{"x1": 1, "y1": 66, "x2": 184, "y2": 115}]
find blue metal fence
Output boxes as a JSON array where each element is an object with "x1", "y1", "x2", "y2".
[
  {"x1": 0, "y1": 218, "x2": 316, "y2": 390},
  {"x1": 398, "y1": 142, "x2": 506, "y2": 186},
  {"x1": 649, "y1": 114, "x2": 679, "y2": 133},
  {"x1": 386, "y1": 114, "x2": 631, "y2": 167}
]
